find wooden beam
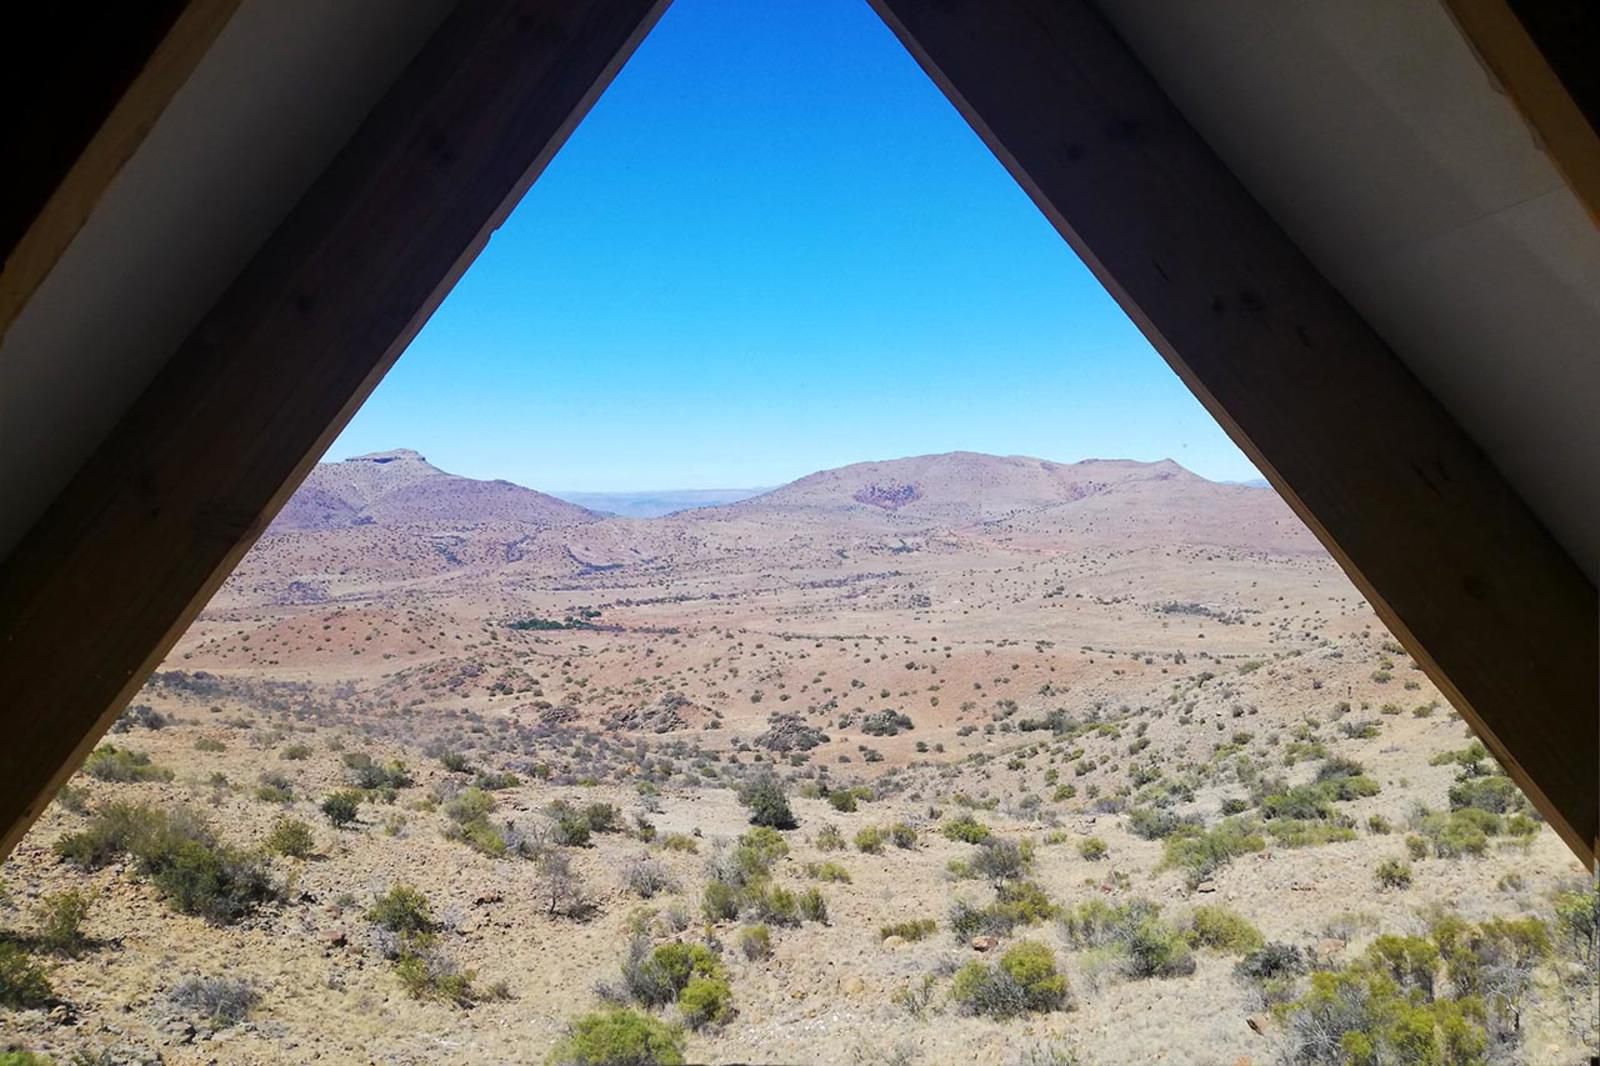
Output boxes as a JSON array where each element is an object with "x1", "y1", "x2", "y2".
[
  {"x1": 1, "y1": 0, "x2": 241, "y2": 344},
  {"x1": 1441, "y1": 0, "x2": 1600, "y2": 226},
  {"x1": 870, "y1": 0, "x2": 1598, "y2": 866},
  {"x1": 0, "y1": 0, "x2": 671, "y2": 857}
]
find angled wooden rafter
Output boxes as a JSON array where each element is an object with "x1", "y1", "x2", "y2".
[
  {"x1": 0, "y1": 0, "x2": 670, "y2": 857},
  {"x1": 867, "y1": 0, "x2": 1597, "y2": 866}
]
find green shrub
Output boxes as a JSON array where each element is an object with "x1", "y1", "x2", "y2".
[
  {"x1": 804, "y1": 861, "x2": 851, "y2": 883},
  {"x1": 1367, "y1": 814, "x2": 1393, "y2": 835},
  {"x1": 1263, "y1": 819, "x2": 1357, "y2": 848},
  {"x1": 659, "y1": 832, "x2": 698, "y2": 853},
  {"x1": 1184, "y1": 905, "x2": 1263, "y2": 955},
  {"x1": 827, "y1": 790, "x2": 857, "y2": 813},
  {"x1": 739, "y1": 925, "x2": 772, "y2": 961},
  {"x1": 82, "y1": 745, "x2": 173, "y2": 783},
  {"x1": 1447, "y1": 775, "x2": 1526, "y2": 816},
  {"x1": 265, "y1": 817, "x2": 315, "y2": 858},
  {"x1": 739, "y1": 775, "x2": 797, "y2": 830},
  {"x1": 547, "y1": 1008, "x2": 686, "y2": 1066},
  {"x1": 970, "y1": 838, "x2": 1031, "y2": 881},
  {"x1": 797, "y1": 887, "x2": 828, "y2": 923},
  {"x1": 744, "y1": 882, "x2": 800, "y2": 927},
  {"x1": 854, "y1": 825, "x2": 886, "y2": 854},
  {"x1": 623, "y1": 941, "x2": 722, "y2": 1008},
  {"x1": 443, "y1": 787, "x2": 494, "y2": 824},
  {"x1": 1374, "y1": 858, "x2": 1413, "y2": 890},
  {"x1": 32, "y1": 890, "x2": 92, "y2": 956},
  {"x1": 440, "y1": 750, "x2": 473, "y2": 773},
  {"x1": 53, "y1": 801, "x2": 165, "y2": 869},
  {"x1": 701, "y1": 881, "x2": 739, "y2": 923},
  {"x1": 0, "y1": 943, "x2": 53, "y2": 1007},
  {"x1": 678, "y1": 974, "x2": 734, "y2": 1030},
  {"x1": 368, "y1": 884, "x2": 436, "y2": 934},
  {"x1": 280, "y1": 743, "x2": 312, "y2": 761},
  {"x1": 255, "y1": 771, "x2": 294, "y2": 804},
  {"x1": 194, "y1": 737, "x2": 226, "y2": 753},
  {"x1": 1077, "y1": 836, "x2": 1108, "y2": 861},
  {"x1": 1122, "y1": 912, "x2": 1196, "y2": 979},
  {"x1": 814, "y1": 824, "x2": 846, "y2": 851},
  {"x1": 1160, "y1": 817, "x2": 1264, "y2": 886},
  {"x1": 952, "y1": 941, "x2": 1068, "y2": 1018},
  {"x1": 321, "y1": 790, "x2": 361, "y2": 827},
  {"x1": 950, "y1": 881, "x2": 1057, "y2": 938},
  {"x1": 55, "y1": 804, "x2": 273, "y2": 924},
  {"x1": 888, "y1": 822, "x2": 918, "y2": 849},
  {"x1": 941, "y1": 813, "x2": 991, "y2": 844},
  {"x1": 880, "y1": 918, "x2": 937, "y2": 942}
]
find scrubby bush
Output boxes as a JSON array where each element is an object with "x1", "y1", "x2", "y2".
[
  {"x1": 1122, "y1": 912, "x2": 1197, "y2": 978},
  {"x1": 854, "y1": 825, "x2": 887, "y2": 854},
  {"x1": 623, "y1": 858, "x2": 676, "y2": 899},
  {"x1": 265, "y1": 817, "x2": 315, "y2": 858},
  {"x1": 343, "y1": 752, "x2": 413, "y2": 791},
  {"x1": 952, "y1": 941, "x2": 1069, "y2": 1018},
  {"x1": 880, "y1": 918, "x2": 937, "y2": 942},
  {"x1": 941, "y1": 813, "x2": 991, "y2": 844},
  {"x1": 1160, "y1": 817, "x2": 1265, "y2": 886},
  {"x1": 678, "y1": 974, "x2": 734, "y2": 1029},
  {"x1": 82, "y1": 745, "x2": 173, "y2": 783},
  {"x1": 1374, "y1": 858, "x2": 1413, "y2": 890},
  {"x1": 54, "y1": 803, "x2": 273, "y2": 924},
  {"x1": 971, "y1": 838, "x2": 1032, "y2": 882},
  {"x1": 827, "y1": 790, "x2": 857, "y2": 813},
  {"x1": 814, "y1": 824, "x2": 846, "y2": 851},
  {"x1": 659, "y1": 833, "x2": 698, "y2": 854},
  {"x1": 1184, "y1": 906, "x2": 1263, "y2": 955},
  {"x1": 701, "y1": 882, "x2": 739, "y2": 923},
  {"x1": 194, "y1": 737, "x2": 226, "y2": 753},
  {"x1": 739, "y1": 925, "x2": 772, "y2": 961},
  {"x1": 1077, "y1": 836, "x2": 1108, "y2": 861},
  {"x1": 32, "y1": 890, "x2": 92, "y2": 956},
  {"x1": 797, "y1": 887, "x2": 828, "y2": 923},
  {"x1": 536, "y1": 850, "x2": 593, "y2": 920},
  {"x1": 888, "y1": 822, "x2": 917, "y2": 849},
  {"x1": 547, "y1": 1008, "x2": 686, "y2": 1066},
  {"x1": 280, "y1": 743, "x2": 312, "y2": 761},
  {"x1": 804, "y1": 861, "x2": 851, "y2": 883},
  {"x1": 170, "y1": 975, "x2": 258, "y2": 1027},
  {"x1": 255, "y1": 771, "x2": 294, "y2": 804},
  {"x1": 0, "y1": 943, "x2": 52, "y2": 1007},
  {"x1": 950, "y1": 881, "x2": 1057, "y2": 938},
  {"x1": 1448, "y1": 775, "x2": 1526, "y2": 816},
  {"x1": 321, "y1": 790, "x2": 361, "y2": 827},
  {"x1": 861, "y1": 710, "x2": 914, "y2": 736},
  {"x1": 368, "y1": 884, "x2": 436, "y2": 935},
  {"x1": 739, "y1": 775, "x2": 797, "y2": 830},
  {"x1": 1235, "y1": 942, "x2": 1305, "y2": 981}
]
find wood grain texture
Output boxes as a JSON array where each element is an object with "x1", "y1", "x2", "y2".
[
  {"x1": 0, "y1": 0, "x2": 241, "y2": 344},
  {"x1": 870, "y1": 0, "x2": 1598, "y2": 866},
  {"x1": 1443, "y1": 0, "x2": 1600, "y2": 225},
  {"x1": 0, "y1": 0, "x2": 671, "y2": 858}
]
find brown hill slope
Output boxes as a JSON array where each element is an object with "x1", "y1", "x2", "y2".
[{"x1": 271, "y1": 449, "x2": 599, "y2": 531}]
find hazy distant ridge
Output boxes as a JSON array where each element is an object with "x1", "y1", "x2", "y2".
[{"x1": 552, "y1": 487, "x2": 769, "y2": 518}]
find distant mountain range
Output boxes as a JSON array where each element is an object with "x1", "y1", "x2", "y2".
[{"x1": 265, "y1": 448, "x2": 1313, "y2": 563}]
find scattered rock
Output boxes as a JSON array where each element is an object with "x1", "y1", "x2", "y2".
[
  {"x1": 1247, "y1": 1013, "x2": 1270, "y2": 1035},
  {"x1": 881, "y1": 935, "x2": 906, "y2": 950},
  {"x1": 971, "y1": 936, "x2": 999, "y2": 953},
  {"x1": 320, "y1": 927, "x2": 348, "y2": 949},
  {"x1": 838, "y1": 976, "x2": 866, "y2": 997},
  {"x1": 49, "y1": 1003, "x2": 77, "y2": 1026},
  {"x1": 1196, "y1": 879, "x2": 1217, "y2": 893}
]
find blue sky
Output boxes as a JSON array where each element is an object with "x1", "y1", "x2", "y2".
[{"x1": 329, "y1": 0, "x2": 1257, "y2": 491}]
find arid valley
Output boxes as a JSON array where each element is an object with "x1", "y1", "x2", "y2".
[{"x1": 2, "y1": 449, "x2": 1594, "y2": 1065}]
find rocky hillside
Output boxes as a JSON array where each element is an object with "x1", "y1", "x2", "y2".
[{"x1": 271, "y1": 450, "x2": 599, "y2": 531}]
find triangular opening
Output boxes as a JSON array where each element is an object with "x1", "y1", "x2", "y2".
[{"x1": 8, "y1": 3, "x2": 1591, "y2": 1064}]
